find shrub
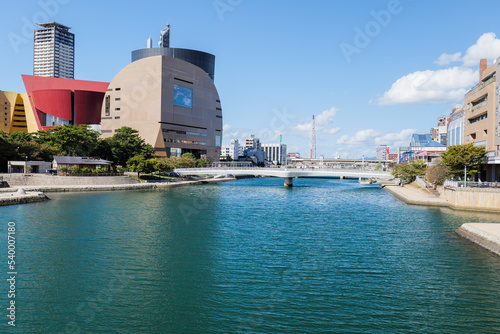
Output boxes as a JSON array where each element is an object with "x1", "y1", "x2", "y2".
[{"x1": 425, "y1": 164, "x2": 449, "y2": 186}]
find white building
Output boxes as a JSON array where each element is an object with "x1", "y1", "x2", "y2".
[
  {"x1": 262, "y1": 143, "x2": 287, "y2": 165},
  {"x1": 376, "y1": 145, "x2": 389, "y2": 160},
  {"x1": 33, "y1": 22, "x2": 74, "y2": 79},
  {"x1": 220, "y1": 139, "x2": 242, "y2": 160},
  {"x1": 447, "y1": 107, "x2": 464, "y2": 146},
  {"x1": 245, "y1": 135, "x2": 261, "y2": 151}
]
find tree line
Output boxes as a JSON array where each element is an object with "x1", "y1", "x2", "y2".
[
  {"x1": 391, "y1": 144, "x2": 487, "y2": 185},
  {"x1": 0, "y1": 125, "x2": 210, "y2": 174}
]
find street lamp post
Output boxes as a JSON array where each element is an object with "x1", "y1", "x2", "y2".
[{"x1": 464, "y1": 164, "x2": 467, "y2": 188}]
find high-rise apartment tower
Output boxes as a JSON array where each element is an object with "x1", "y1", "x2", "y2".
[{"x1": 33, "y1": 22, "x2": 74, "y2": 79}]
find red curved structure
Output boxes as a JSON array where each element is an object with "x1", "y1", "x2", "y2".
[{"x1": 22, "y1": 75, "x2": 109, "y2": 131}]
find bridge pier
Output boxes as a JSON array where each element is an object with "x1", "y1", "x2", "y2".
[{"x1": 284, "y1": 177, "x2": 293, "y2": 187}]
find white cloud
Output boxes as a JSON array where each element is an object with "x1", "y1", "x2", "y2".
[
  {"x1": 223, "y1": 123, "x2": 232, "y2": 131},
  {"x1": 374, "y1": 128, "x2": 415, "y2": 145},
  {"x1": 336, "y1": 129, "x2": 380, "y2": 146},
  {"x1": 327, "y1": 127, "x2": 341, "y2": 135},
  {"x1": 292, "y1": 107, "x2": 340, "y2": 136},
  {"x1": 376, "y1": 32, "x2": 500, "y2": 106},
  {"x1": 435, "y1": 52, "x2": 462, "y2": 66},
  {"x1": 462, "y1": 32, "x2": 500, "y2": 67},
  {"x1": 375, "y1": 67, "x2": 477, "y2": 105}
]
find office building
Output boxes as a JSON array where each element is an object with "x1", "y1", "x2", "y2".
[
  {"x1": 376, "y1": 145, "x2": 389, "y2": 161},
  {"x1": 33, "y1": 22, "x2": 74, "y2": 79},
  {"x1": 262, "y1": 143, "x2": 287, "y2": 165},
  {"x1": 221, "y1": 139, "x2": 242, "y2": 160}
]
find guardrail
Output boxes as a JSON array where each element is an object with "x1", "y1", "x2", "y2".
[{"x1": 444, "y1": 180, "x2": 500, "y2": 188}]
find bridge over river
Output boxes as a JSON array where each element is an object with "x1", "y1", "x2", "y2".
[{"x1": 174, "y1": 167, "x2": 394, "y2": 187}]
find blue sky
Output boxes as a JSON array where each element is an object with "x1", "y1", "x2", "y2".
[{"x1": 2, "y1": 0, "x2": 500, "y2": 158}]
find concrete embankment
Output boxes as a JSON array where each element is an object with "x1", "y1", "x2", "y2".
[
  {"x1": 456, "y1": 223, "x2": 500, "y2": 256},
  {"x1": 0, "y1": 177, "x2": 236, "y2": 206},
  {"x1": 382, "y1": 184, "x2": 449, "y2": 207},
  {"x1": 383, "y1": 183, "x2": 500, "y2": 212},
  {"x1": 442, "y1": 187, "x2": 500, "y2": 212},
  {"x1": 0, "y1": 189, "x2": 49, "y2": 206},
  {"x1": 1, "y1": 174, "x2": 138, "y2": 187}
]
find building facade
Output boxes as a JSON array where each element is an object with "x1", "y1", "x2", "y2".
[
  {"x1": 376, "y1": 145, "x2": 389, "y2": 161},
  {"x1": 447, "y1": 107, "x2": 464, "y2": 146},
  {"x1": 0, "y1": 90, "x2": 37, "y2": 133},
  {"x1": 22, "y1": 75, "x2": 109, "y2": 131},
  {"x1": 262, "y1": 143, "x2": 287, "y2": 165},
  {"x1": 33, "y1": 22, "x2": 74, "y2": 79},
  {"x1": 220, "y1": 139, "x2": 241, "y2": 160},
  {"x1": 463, "y1": 59, "x2": 496, "y2": 151},
  {"x1": 101, "y1": 55, "x2": 222, "y2": 161},
  {"x1": 431, "y1": 115, "x2": 449, "y2": 145}
]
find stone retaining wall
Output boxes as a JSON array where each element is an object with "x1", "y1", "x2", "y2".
[
  {"x1": 0, "y1": 192, "x2": 49, "y2": 206},
  {"x1": 442, "y1": 187, "x2": 500, "y2": 212},
  {"x1": 1, "y1": 174, "x2": 138, "y2": 186}
]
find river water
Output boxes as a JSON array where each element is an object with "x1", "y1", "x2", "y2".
[{"x1": 2, "y1": 178, "x2": 500, "y2": 333}]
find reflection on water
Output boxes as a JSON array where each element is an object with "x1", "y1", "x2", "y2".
[{"x1": 2, "y1": 178, "x2": 500, "y2": 333}]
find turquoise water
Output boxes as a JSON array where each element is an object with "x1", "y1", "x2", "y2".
[{"x1": 2, "y1": 178, "x2": 500, "y2": 333}]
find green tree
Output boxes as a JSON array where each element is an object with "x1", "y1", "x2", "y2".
[
  {"x1": 425, "y1": 163, "x2": 449, "y2": 186},
  {"x1": 391, "y1": 160, "x2": 427, "y2": 184},
  {"x1": 440, "y1": 144, "x2": 487, "y2": 179},
  {"x1": 375, "y1": 162, "x2": 383, "y2": 171},
  {"x1": 196, "y1": 158, "x2": 211, "y2": 167},
  {"x1": 35, "y1": 125, "x2": 100, "y2": 157},
  {"x1": 127, "y1": 155, "x2": 156, "y2": 177},
  {"x1": 106, "y1": 127, "x2": 154, "y2": 166},
  {"x1": 181, "y1": 152, "x2": 196, "y2": 160}
]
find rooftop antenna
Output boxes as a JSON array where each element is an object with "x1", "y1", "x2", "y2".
[{"x1": 159, "y1": 23, "x2": 170, "y2": 48}]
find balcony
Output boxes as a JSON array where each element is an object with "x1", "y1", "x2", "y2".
[{"x1": 465, "y1": 76, "x2": 496, "y2": 98}]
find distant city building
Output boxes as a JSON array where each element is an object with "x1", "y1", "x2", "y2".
[
  {"x1": 220, "y1": 139, "x2": 241, "y2": 160},
  {"x1": 244, "y1": 135, "x2": 261, "y2": 151},
  {"x1": 102, "y1": 25, "x2": 222, "y2": 161},
  {"x1": 388, "y1": 153, "x2": 398, "y2": 161},
  {"x1": 288, "y1": 152, "x2": 301, "y2": 159},
  {"x1": 431, "y1": 115, "x2": 449, "y2": 145},
  {"x1": 376, "y1": 145, "x2": 389, "y2": 160},
  {"x1": 262, "y1": 143, "x2": 287, "y2": 165},
  {"x1": 33, "y1": 22, "x2": 74, "y2": 79},
  {"x1": 399, "y1": 134, "x2": 446, "y2": 163},
  {"x1": 447, "y1": 107, "x2": 465, "y2": 146}
]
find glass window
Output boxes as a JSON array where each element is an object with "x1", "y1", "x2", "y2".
[
  {"x1": 215, "y1": 135, "x2": 221, "y2": 148},
  {"x1": 105, "y1": 95, "x2": 110, "y2": 116},
  {"x1": 173, "y1": 85, "x2": 193, "y2": 109}
]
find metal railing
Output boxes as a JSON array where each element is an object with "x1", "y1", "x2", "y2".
[
  {"x1": 444, "y1": 180, "x2": 500, "y2": 188},
  {"x1": 465, "y1": 76, "x2": 496, "y2": 98}
]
